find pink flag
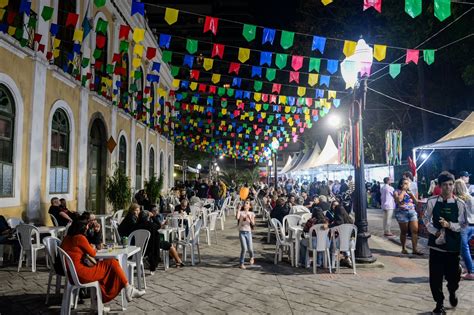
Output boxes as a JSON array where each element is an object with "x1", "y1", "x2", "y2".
[
  {"x1": 262, "y1": 94, "x2": 268, "y2": 102},
  {"x1": 204, "y1": 16, "x2": 219, "y2": 35},
  {"x1": 291, "y1": 55, "x2": 303, "y2": 71},
  {"x1": 289, "y1": 71, "x2": 300, "y2": 83},
  {"x1": 406, "y1": 49, "x2": 419, "y2": 64},
  {"x1": 360, "y1": 62, "x2": 372, "y2": 76},
  {"x1": 363, "y1": 0, "x2": 382, "y2": 13},
  {"x1": 272, "y1": 83, "x2": 281, "y2": 94},
  {"x1": 212, "y1": 43, "x2": 225, "y2": 59},
  {"x1": 270, "y1": 95, "x2": 277, "y2": 104}
]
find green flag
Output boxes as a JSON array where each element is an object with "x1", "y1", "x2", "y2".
[
  {"x1": 134, "y1": 70, "x2": 142, "y2": 79},
  {"x1": 81, "y1": 58, "x2": 90, "y2": 68},
  {"x1": 171, "y1": 66, "x2": 179, "y2": 77},
  {"x1": 434, "y1": 0, "x2": 451, "y2": 21},
  {"x1": 254, "y1": 81, "x2": 263, "y2": 92},
  {"x1": 218, "y1": 87, "x2": 225, "y2": 96},
  {"x1": 41, "y1": 6, "x2": 54, "y2": 21},
  {"x1": 94, "y1": 0, "x2": 107, "y2": 8},
  {"x1": 93, "y1": 49, "x2": 102, "y2": 59},
  {"x1": 280, "y1": 31, "x2": 294, "y2": 49},
  {"x1": 263, "y1": 103, "x2": 269, "y2": 111},
  {"x1": 227, "y1": 88, "x2": 234, "y2": 97},
  {"x1": 119, "y1": 40, "x2": 129, "y2": 53},
  {"x1": 423, "y1": 50, "x2": 435, "y2": 65},
  {"x1": 389, "y1": 64, "x2": 401, "y2": 79},
  {"x1": 275, "y1": 53, "x2": 288, "y2": 69},
  {"x1": 162, "y1": 50, "x2": 172, "y2": 63},
  {"x1": 96, "y1": 18, "x2": 108, "y2": 34},
  {"x1": 405, "y1": 0, "x2": 422, "y2": 18},
  {"x1": 186, "y1": 39, "x2": 198, "y2": 54},
  {"x1": 266, "y1": 68, "x2": 276, "y2": 81},
  {"x1": 242, "y1": 24, "x2": 256, "y2": 42},
  {"x1": 309, "y1": 58, "x2": 321, "y2": 72},
  {"x1": 106, "y1": 64, "x2": 114, "y2": 74},
  {"x1": 28, "y1": 16, "x2": 37, "y2": 28}
]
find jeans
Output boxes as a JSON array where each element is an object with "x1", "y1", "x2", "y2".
[
  {"x1": 461, "y1": 226, "x2": 474, "y2": 273},
  {"x1": 382, "y1": 208, "x2": 394, "y2": 234},
  {"x1": 239, "y1": 231, "x2": 254, "y2": 264},
  {"x1": 299, "y1": 238, "x2": 323, "y2": 267}
]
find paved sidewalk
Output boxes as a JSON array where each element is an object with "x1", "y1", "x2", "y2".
[{"x1": 0, "y1": 210, "x2": 473, "y2": 315}]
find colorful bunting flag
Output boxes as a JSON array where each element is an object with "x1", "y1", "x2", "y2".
[
  {"x1": 405, "y1": 0, "x2": 422, "y2": 18},
  {"x1": 254, "y1": 81, "x2": 263, "y2": 92},
  {"x1": 434, "y1": 0, "x2": 451, "y2": 22},
  {"x1": 162, "y1": 50, "x2": 172, "y2": 63},
  {"x1": 272, "y1": 83, "x2": 281, "y2": 94},
  {"x1": 119, "y1": 25, "x2": 131, "y2": 39},
  {"x1": 41, "y1": 6, "x2": 54, "y2": 21},
  {"x1": 326, "y1": 59, "x2": 338, "y2": 74},
  {"x1": 389, "y1": 64, "x2": 401, "y2": 78},
  {"x1": 405, "y1": 49, "x2": 419, "y2": 64},
  {"x1": 238, "y1": 48, "x2": 250, "y2": 63},
  {"x1": 266, "y1": 68, "x2": 276, "y2": 81},
  {"x1": 423, "y1": 50, "x2": 435, "y2": 65},
  {"x1": 146, "y1": 47, "x2": 156, "y2": 59},
  {"x1": 159, "y1": 34, "x2": 171, "y2": 48},
  {"x1": 164, "y1": 8, "x2": 179, "y2": 25},
  {"x1": 291, "y1": 56, "x2": 303, "y2": 71},
  {"x1": 19, "y1": 0, "x2": 31, "y2": 15},
  {"x1": 66, "y1": 12, "x2": 79, "y2": 27},
  {"x1": 312, "y1": 36, "x2": 326, "y2": 54},
  {"x1": 183, "y1": 55, "x2": 194, "y2": 68},
  {"x1": 289, "y1": 71, "x2": 299, "y2": 84},
  {"x1": 204, "y1": 16, "x2": 219, "y2": 35},
  {"x1": 363, "y1": 0, "x2": 382, "y2": 13},
  {"x1": 275, "y1": 53, "x2": 288, "y2": 69},
  {"x1": 322, "y1": 0, "x2": 333, "y2": 5},
  {"x1": 242, "y1": 24, "x2": 256, "y2": 42},
  {"x1": 374, "y1": 44, "x2": 387, "y2": 61},
  {"x1": 186, "y1": 39, "x2": 198, "y2": 54},
  {"x1": 94, "y1": 0, "x2": 107, "y2": 8},
  {"x1": 229, "y1": 62, "x2": 240, "y2": 74},
  {"x1": 320, "y1": 75, "x2": 330, "y2": 87},
  {"x1": 73, "y1": 29, "x2": 84, "y2": 42},
  {"x1": 343, "y1": 40, "x2": 357, "y2": 57},
  {"x1": 260, "y1": 51, "x2": 272, "y2": 66},
  {"x1": 280, "y1": 31, "x2": 294, "y2": 49},
  {"x1": 203, "y1": 58, "x2": 214, "y2": 71},
  {"x1": 251, "y1": 66, "x2": 262, "y2": 78},
  {"x1": 131, "y1": 0, "x2": 145, "y2": 16},
  {"x1": 212, "y1": 43, "x2": 225, "y2": 59},
  {"x1": 96, "y1": 18, "x2": 108, "y2": 34},
  {"x1": 308, "y1": 73, "x2": 319, "y2": 87},
  {"x1": 297, "y1": 87, "x2": 306, "y2": 97},
  {"x1": 309, "y1": 58, "x2": 321, "y2": 72},
  {"x1": 262, "y1": 28, "x2": 276, "y2": 45},
  {"x1": 133, "y1": 28, "x2": 145, "y2": 43},
  {"x1": 211, "y1": 73, "x2": 221, "y2": 84}
]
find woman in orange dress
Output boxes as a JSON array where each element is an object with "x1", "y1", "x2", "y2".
[{"x1": 61, "y1": 220, "x2": 145, "y2": 303}]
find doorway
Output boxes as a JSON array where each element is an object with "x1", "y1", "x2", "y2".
[{"x1": 87, "y1": 118, "x2": 107, "y2": 213}]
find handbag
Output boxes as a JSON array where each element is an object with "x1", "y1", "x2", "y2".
[{"x1": 81, "y1": 253, "x2": 97, "y2": 267}]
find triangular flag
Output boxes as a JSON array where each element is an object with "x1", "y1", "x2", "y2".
[
  {"x1": 291, "y1": 56, "x2": 303, "y2": 71},
  {"x1": 389, "y1": 64, "x2": 401, "y2": 78},
  {"x1": 212, "y1": 43, "x2": 225, "y2": 59},
  {"x1": 423, "y1": 50, "x2": 435, "y2": 65},
  {"x1": 204, "y1": 16, "x2": 219, "y2": 35},
  {"x1": 203, "y1": 58, "x2": 213, "y2": 71},
  {"x1": 262, "y1": 28, "x2": 276, "y2": 45},
  {"x1": 374, "y1": 44, "x2": 387, "y2": 61},
  {"x1": 242, "y1": 24, "x2": 256, "y2": 42},
  {"x1": 363, "y1": 0, "x2": 382, "y2": 13},
  {"x1": 280, "y1": 31, "x2": 294, "y2": 49},
  {"x1": 266, "y1": 68, "x2": 276, "y2": 81},
  {"x1": 434, "y1": 0, "x2": 451, "y2": 22},
  {"x1": 297, "y1": 87, "x2": 306, "y2": 97},
  {"x1": 164, "y1": 8, "x2": 179, "y2": 25},
  {"x1": 308, "y1": 73, "x2": 319, "y2": 86},
  {"x1": 275, "y1": 53, "x2": 288, "y2": 70},
  {"x1": 343, "y1": 40, "x2": 357, "y2": 57},
  {"x1": 326, "y1": 59, "x2": 338, "y2": 74},
  {"x1": 133, "y1": 28, "x2": 145, "y2": 43},
  {"x1": 312, "y1": 36, "x2": 326, "y2": 54},
  {"x1": 405, "y1": 0, "x2": 422, "y2": 18},
  {"x1": 229, "y1": 62, "x2": 240, "y2": 75},
  {"x1": 289, "y1": 71, "x2": 299, "y2": 83},
  {"x1": 211, "y1": 73, "x2": 221, "y2": 84},
  {"x1": 238, "y1": 48, "x2": 250, "y2": 63},
  {"x1": 406, "y1": 49, "x2": 419, "y2": 64},
  {"x1": 309, "y1": 58, "x2": 321, "y2": 72},
  {"x1": 186, "y1": 39, "x2": 198, "y2": 54}
]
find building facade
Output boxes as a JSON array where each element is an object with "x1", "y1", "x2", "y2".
[{"x1": 0, "y1": 0, "x2": 175, "y2": 223}]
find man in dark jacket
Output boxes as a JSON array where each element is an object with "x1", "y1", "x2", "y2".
[
  {"x1": 196, "y1": 179, "x2": 210, "y2": 198},
  {"x1": 271, "y1": 198, "x2": 290, "y2": 223}
]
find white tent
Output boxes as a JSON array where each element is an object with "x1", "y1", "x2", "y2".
[
  {"x1": 289, "y1": 146, "x2": 315, "y2": 173},
  {"x1": 283, "y1": 151, "x2": 305, "y2": 174},
  {"x1": 310, "y1": 135, "x2": 339, "y2": 168},
  {"x1": 297, "y1": 142, "x2": 322, "y2": 171},
  {"x1": 279, "y1": 155, "x2": 293, "y2": 174}
]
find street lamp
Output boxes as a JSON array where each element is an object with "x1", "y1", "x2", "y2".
[
  {"x1": 271, "y1": 139, "x2": 280, "y2": 188},
  {"x1": 197, "y1": 163, "x2": 202, "y2": 179},
  {"x1": 268, "y1": 159, "x2": 273, "y2": 186},
  {"x1": 341, "y1": 38, "x2": 376, "y2": 264}
]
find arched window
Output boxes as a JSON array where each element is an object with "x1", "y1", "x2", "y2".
[
  {"x1": 159, "y1": 151, "x2": 164, "y2": 176},
  {"x1": 50, "y1": 109, "x2": 70, "y2": 193},
  {"x1": 55, "y1": 0, "x2": 77, "y2": 73},
  {"x1": 94, "y1": 17, "x2": 109, "y2": 96},
  {"x1": 149, "y1": 147, "x2": 155, "y2": 178},
  {"x1": 168, "y1": 155, "x2": 172, "y2": 187},
  {"x1": 118, "y1": 135, "x2": 127, "y2": 173},
  {"x1": 118, "y1": 53, "x2": 129, "y2": 107},
  {"x1": 0, "y1": 85, "x2": 15, "y2": 197},
  {"x1": 135, "y1": 143, "x2": 142, "y2": 190}
]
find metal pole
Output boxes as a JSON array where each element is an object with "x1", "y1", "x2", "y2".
[
  {"x1": 274, "y1": 152, "x2": 278, "y2": 189},
  {"x1": 353, "y1": 78, "x2": 376, "y2": 263}
]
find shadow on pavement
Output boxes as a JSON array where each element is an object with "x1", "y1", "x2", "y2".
[{"x1": 388, "y1": 276, "x2": 429, "y2": 284}]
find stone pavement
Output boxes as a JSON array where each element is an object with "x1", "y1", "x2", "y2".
[{"x1": 1, "y1": 209, "x2": 473, "y2": 315}]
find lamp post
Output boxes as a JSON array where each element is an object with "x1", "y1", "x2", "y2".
[
  {"x1": 197, "y1": 163, "x2": 202, "y2": 179},
  {"x1": 340, "y1": 38, "x2": 376, "y2": 264},
  {"x1": 271, "y1": 139, "x2": 280, "y2": 189},
  {"x1": 268, "y1": 159, "x2": 273, "y2": 186},
  {"x1": 182, "y1": 159, "x2": 188, "y2": 183}
]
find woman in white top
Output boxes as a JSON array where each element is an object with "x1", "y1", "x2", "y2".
[{"x1": 236, "y1": 200, "x2": 255, "y2": 269}]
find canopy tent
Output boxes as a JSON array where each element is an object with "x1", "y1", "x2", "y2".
[
  {"x1": 282, "y1": 151, "x2": 304, "y2": 174},
  {"x1": 279, "y1": 155, "x2": 293, "y2": 174},
  {"x1": 309, "y1": 135, "x2": 339, "y2": 169},
  {"x1": 413, "y1": 112, "x2": 474, "y2": 169},
  {"x1": 297, "y1": 142, "x2": 322, "y2": 171},
  {"x1": 287, "y1": 147, "x2": 313, "y2": 173}
]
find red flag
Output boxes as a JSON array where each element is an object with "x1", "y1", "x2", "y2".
[
  {"x1": 144, "y1": 86, "x2": 150, "y2": 94},
  {"x1": 38, "y1": 44, "x2": 45, "y2": 53},
  {"x1": 96, "y1": 34, "x2": 106, "y2": 49},
  {"x1": 204, "y1": 16, "x2": 219, "y2": 35},
  {"x1": 291, "y1": 56, "x2": 303, "y2": 71},
  {"x1": 289, "y1": 71, "x2": 300, "y2": 83},
  {"x1": 363, "y1": 0, "x2": 382, "y2": 13},
  {"x1": 209, "y1": 85, "x2": 216, "y2": 94},
  {"x1": 66, "y1": 12, "x2": 79, "y2": 27},
  {"x1": 112, "y1": 53, "x2": 121, "y2": 63},
  {"x1": 198, "y1": 84, "x2": 207, "y2": 92},
  {"x1": 119, "y1": 25, "x2": 131, "y2": 39},
  {"x1": 190, "y1": 70, "x2": 200, "y2": 80},
  {"x1": 146, "y1": 47, "x2": 156, "y2": 60},
  {"x1": 46, "y1": 51, "x2": 53, "y2": 60},
  {"x1": 270, "y1": 95, "x2": 277, "y2": 104},
  {"x1": 262, "y1": 94, "x2": 268, "y2": 102},
  {"x1": 407, "y1": 156, "x2": 417, "y2": 177},
  {"x1": 229, "y1": 62, "x2": 240, "y2": 75},
  {"x1": 7, "y1": 11, "x2": 16, "y2": 25},
  {"x1": 406, "y1": 49, "x2": 419, "y2": 64},
  {"x1": 33, "y1": 33, "x2": 42, "y2": 43},
  {"x1": 212, "y1": 43, "x2": 225, "y2": 59},
  {"x1": 272, "y1": 83, "x2": 281, "y2": 94},
  {"x1": 306, "y1": 98, "x2": 313, "y2": 106}
]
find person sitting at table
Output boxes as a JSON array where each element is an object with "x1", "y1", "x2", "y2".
[
  {"x1": 49, "y1": 197, "x2": 73, "y2": 226},
  {"x1": 0, "y1": 215, "x2": 20, "y2": 261},
  {"x1": 270, "y1": 197, "x2": 290, "y2": 224},
  {"x1": 61, "y1": 220, "x2": 145, "y2": 305},
  {"x1": 174, "y1": 198, "x2": 191, "y2": 215},
  {"x1": 78, "y1": 212, "x2": 103, "y2": 249},
  {"x1": 118, "y1": 204, "x2": 141, "y2": 238}
]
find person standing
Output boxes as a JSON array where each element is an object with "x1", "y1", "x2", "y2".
[
  {"x1": 236, "y1": 200, "x2": 255, "y2": 269},
  {"x1": 381, "y1": 177, "x2": 396, "y2": 237},
  {"x1": 459, "y1": 171, "x2": 474, "y2": 196},
  {"x1": 423, "y1": 172, "x2": 466, "y2": 314}
]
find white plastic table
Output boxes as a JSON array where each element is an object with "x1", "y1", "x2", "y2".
[
  {"x1": 94, "y1": 214, "x2": 111, "y2": 244},
  {"x1": 95, "y1": 245, "x2": 141, "y2": 310},
  {"x1": 37, "y1": 226, "x2": 66, "y2": 238},
  {"x1": 288, "y1": 225, "x2": 303, "y2": 267}
]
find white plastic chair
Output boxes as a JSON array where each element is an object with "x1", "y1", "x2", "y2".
[
  {"x1": 270, "y1": 218, "x2": 294, "y2": 266},
  {"x1": 216, "y1": 203, "x2": 226, "y2": 231},
  {"x1": 57, "y1": 247, "x2": 103, "y2": 315},
  {"x1": 282, "y1": 214, "x2": 301, "y2": 239},
  {"x1": 16, "y1": 224, "x2": 45, "y2": 272},
  {"x1": 331, "y1": 224, "x2": 357, "y2": 274},
  {"x1": 204, "y1": 212, "x2": 219, "y2": 245},
  {"x1": 49, "y1": 214, "x2": 59, "y2": 227},
  {"x1": 127, "y1": 229, "x2": 151, "y2": 289},
  {"x1": 43, "y1": 236, "x2": 66, "y2": 305},
  {"x1": 290, "y1": 205, "x2": 310, "y2": 214},
  {"x1": 110, "y1": 220, "x2": 121, "y2": 244},
  {"x1": 168, "y1": 214, "x2": 186, "y2": 241},
  {"x1": 308, "y1": 224, "x2": 332, "y2": 274},
  {"x1": 107, "y1": 210, "x2": 124, "y2": 242},
  {"x1": 7, "y1": 217, "x2": 24, "y2": 228},
  {"x1": 177, "y1": 219, "x2": 202, "y2": 266}
]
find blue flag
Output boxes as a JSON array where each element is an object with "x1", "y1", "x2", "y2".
[
  {"x1": 183, "y1": 55, "x2": 194, "y2": 68},
  {"x1": 262, "y1": 28, "x2": 276, "y2": 45},
  {"x1": 251, "y1": 66, "x2": 262, "y2": 78},
  {"x1": 244, "y1": 91, "x2": 251, "y2": 99},
  {"x1": 131, "y1": 0, "x2": 145, "y2": 16},
  {"x1": 152, "y1": 62, "x2": 161, "y2": 72},
  {"x1": 159, "y1": 34, "x2": 171, "y2": 49},
  {"x1": 320, "y1": 75, "x2": 330, "y2": 87},
  {"x1": 260, "y1": 51, "x2": 272, "y2": 66},
  {"x1": 232, "y1": 77, "x2": 242, "y2": 88},
  {"x1": 20, "y1": 0, "x2": 31, "y2": 16},
  {"x1": 50, "y1": 23, "x2": 59, "y2": 36},
  {"x1": 326, "y1": 59, "x2": 338, "y2": 74},
  {"x1": 312, "y1": 36, "x2": 326, "y2": 54},
  {"x1": 315, "y1": 89, "x2": 324, "y2": 98}
]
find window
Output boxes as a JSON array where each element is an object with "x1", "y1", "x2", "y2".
[
  {"x1": 159, "y1": 151, "x2": 164, "y2": 176},
  {"x1": 0, "y1": 85, "x2": 15, "y2": 197},
  {"x1": 55, "y1": 0, "x2": 77, "y2": 73},
  {"x1": 93, "y1": 18, "x2": 109, "y2": 97},
  {"x1": 168, "y1": 155, "x2": 172, "y2": 186},
  {"x1": 50, "y1": 109, "x2": 70, "y2": 193},
  {"x1": 118, "y1": 135, "x2": 127, "y2": 173},
  {"x1": 136, "y1": 143, "x2": 142, "y2": 190},
  {"x1": 149, "y1": 147, "x2": 155, "y2": 178}
]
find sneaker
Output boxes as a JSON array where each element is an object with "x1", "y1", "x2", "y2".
[
  {"x1": 150, "y1": 271, "x2": 155, "y2": 276},
  {"x1": 249, "y1": 258, "x2": 255, "y2": 265},
  {"x1": 103, "y1": 306, "x2": 110, "y2": 313},
  {"x1": 384, "y1": 233, "x2": 394, "y2": 237},
  {"x1": 449, "y1": 293, "x2": 458, "y2": 308},
  {"x1": 239, "y1": 264, "x2": 246, "y2": 269},
  {"x1": 125, "y1": 285, "x2": 146, "y2": 302},
  {"x1": 463, "y1": 273, "x2": 474, "y2": 280},
  {"x1": 432, "y1": 304, "x2": 446, "y2": 314}
]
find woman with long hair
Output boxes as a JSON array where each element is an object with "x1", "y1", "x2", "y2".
[
  {"x1": 236, "y1": 200, "x2": 255, "y2": 269},
  {"x1": 454, "y1": 179, "x2": 474, "y2": 280},
  {"x1": 394, "y1": 178, "x2": 422, "y2": 255}
]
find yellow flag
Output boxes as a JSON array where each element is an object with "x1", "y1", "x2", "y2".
[
  {"x1": 285, "y1": 106, "x2": 291, "y2": 113},
  {"x1": 190, "y1": 82, "x2": 198, "y2": 91},
  {"x1": 158, "y1": 88, "x2": 166, "y2": 98},
  {"x1": 288, "y1": 120, "x2": 294, "y2": 127},
  {"x1": 0, "y1": 9, "x2": 5, "y2": 20},
  {"x1": 53, "y1": 49, "x2": 60, "y2": 58},
  {"x1": 73, "y1": 29, "x2": 83, "y2": 42},
  {"x1": 53, "y1": 38, "x2": 61, "y2": 48},
  {"x1": 133, "y1": 28, "x2": 145, "y2": 43},
  {"x1": 222, "y1": 108, "x2": 227, "y2": 115},
  {"x1": 297, "y1": 86, "x2": 306, "y2": 97},
  {"x1": 164, "y1": 8, "x2": 179, "y2": 25},
  {"x1": 254, "y1": 93, "x2": 261, "y2": 101},
  {"x1": 328, "y1": 90, "x2": 337, "y2": 99},
  {"x1": 308, "y1": 73, "x2": 319, "y2": 87},
  {"x1": 203, "y1": 58, "x2": 213, "y2": 71},
  {"x1": 172, "y1": 79, "x2": 180, "y2": 88},
  {"x1": 7, "y1": 26, "x2": 15, "y2": 36},
  {"x1": 279, "y1": 95, "x2": 287, "y2": 104},
  {"x1": 261, "y1": 112, "x2": 267, "y2": 119},
  {"x1": 255, "y1": 103, "x2": 262, "y2": 112},
  {"x1": 343, "y1": 40, "x2": 357, "y2": 57},
  {"x1": 321, "y1": 0, "x2": 333, "y2": 5},
  {"x1": 132, "y1": 57, "x2": 141, "y2": 68},
  {"x1": 374, "y1": 44, "x2": 387, "y2": 61},
  {"x1": 238, "y1": 48, "x2": 250, "y2": 63},
  {"x1": 134, "y1": 44, "x2": 144, "y2": 56},
  {"x1": 211, "y1": 73, "x2": 221, "y2": 84}
]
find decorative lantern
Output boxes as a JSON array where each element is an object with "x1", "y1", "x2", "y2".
[
  {"x1": 239, "y1": 186, "x2": 250, "y2": 200},
  {"x1": 385, "y1": 129, "x2": 402, "y2": 165}
]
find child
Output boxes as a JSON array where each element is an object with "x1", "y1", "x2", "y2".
[{"x1": 236, "y1": 200, "x2": 255, "y2": 269}]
